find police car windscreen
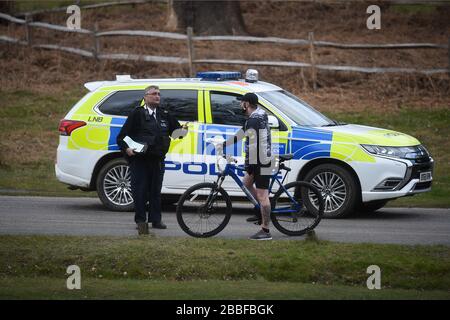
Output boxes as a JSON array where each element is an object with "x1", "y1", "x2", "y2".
[{"x1": 259, "y1": 91, "x2": 334, "y2": 127}]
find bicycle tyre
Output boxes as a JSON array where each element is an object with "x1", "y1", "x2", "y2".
[
  {"x1": 176, "y1": 182, "x2": 232, "y2": 238},
  {"x1": 271, "y1": 181, "x2": 324, "y2": 236}
]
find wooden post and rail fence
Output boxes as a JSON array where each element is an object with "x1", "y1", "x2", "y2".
[{"x1": 0, "y1": 2, "x2": 448, "y2": 91}]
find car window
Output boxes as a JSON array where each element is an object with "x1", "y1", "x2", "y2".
[
  {"x1": 98, "y1": 89, "x2": 198, "y2": 121},
  {"x1": 210, "y1": 92, "x2": 246, "y2": 126},
  {"x1": 160, "y1": 90, "x2": 198, "y2": 122},
  {"x1": 99, "y1": 90, "x2": 144, "y2": 116},
  {"x1": 210, "y1": 91, "x2": 287, "y2": 131},
  {"x1": 259, "y1": 90, "x2": 334, "y2": 127}
]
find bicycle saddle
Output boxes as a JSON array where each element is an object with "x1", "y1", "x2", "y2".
[{"x1": 279, "y1": 154, "x2": 294, "y2": 162}]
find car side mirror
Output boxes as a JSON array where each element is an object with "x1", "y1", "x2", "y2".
[{"x1": 268, "y1": 115, "x2": 279, "y2": 129}]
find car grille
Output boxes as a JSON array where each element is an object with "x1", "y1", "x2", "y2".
[{"x1": 377, "y1": 159, "x2": 434, "y2": 192}]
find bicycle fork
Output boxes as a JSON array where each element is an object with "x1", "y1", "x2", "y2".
[{"x1": 204, "y1": 175, "x2": 226, "y2": 211}]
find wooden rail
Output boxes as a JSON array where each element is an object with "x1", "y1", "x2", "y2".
[{"x1": 0, "y1": 10, "x2": 448, "y2": 83}]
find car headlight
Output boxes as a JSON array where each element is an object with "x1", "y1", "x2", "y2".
[
  {"x1": 217, "y1": 157, "x2": 228, "y2": 173},
  {"x1": 361, "y1": 144, "x2": 430, "y2": 160}
]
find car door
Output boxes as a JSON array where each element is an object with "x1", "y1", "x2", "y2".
[{"x1": 161, "y1": 88, "x2": 206, "y2": 190}]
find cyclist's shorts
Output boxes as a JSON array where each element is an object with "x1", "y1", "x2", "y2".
[{"x1": 246, "y1": 165, "x2": 271, "y2": 190}]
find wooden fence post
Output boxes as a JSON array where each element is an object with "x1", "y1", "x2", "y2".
[
  {"x1": 187, "y1": 27, "x2": 196, "y2": 77},
  {"x1": 92, "y1": 22, "x2": 100, "y2": 60},
  {"x1": 25, "y1": 14, "x2": 33, "y2": 46},
  {"x1": 308, "y1": 31, "x2": 317, "y2": 91}
]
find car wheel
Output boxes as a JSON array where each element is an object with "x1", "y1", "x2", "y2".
[
  {"x1": 96, "y1": 158, "x2": 134, "y2": 212},
  {"x1": 303, "y1": 163, "x2": 359, "y2": 218},
  {"x1": 357, "y1": 200, "x2": 389, "y2": 214}
]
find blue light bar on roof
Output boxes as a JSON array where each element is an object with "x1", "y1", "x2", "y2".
[{"x1": 196, "y1": 71, "x2": 241, "y2": 81}]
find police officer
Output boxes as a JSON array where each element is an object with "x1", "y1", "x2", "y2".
[{"x1": 117, "y1": 85, "x2": 188, "y2": 235}]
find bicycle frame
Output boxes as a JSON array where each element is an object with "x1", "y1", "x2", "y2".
[{"x1": 214, "y1": 161, "x2": 302, "y2": 215}]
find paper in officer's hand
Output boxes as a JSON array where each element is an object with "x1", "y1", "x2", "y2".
[{"x1": 123, "y1": 136, "x2": 147, "y2": 153}]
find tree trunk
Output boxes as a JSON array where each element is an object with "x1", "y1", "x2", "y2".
[
  {"x1": 166, "y1": 0, "x2": 246, "y2": 35},
  {"x1": 0, "y1": 1, "x2": 15, "y2": 14}
]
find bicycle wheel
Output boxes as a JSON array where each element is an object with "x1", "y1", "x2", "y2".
[
  {"x1": 176, "y1": 182, "x2": 232, "y2": 238},
  {"x1": 271, "y1": 181, "x2": 324, "y2": 236}
]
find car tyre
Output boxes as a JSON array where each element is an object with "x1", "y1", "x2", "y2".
[
  {"x1": 303, "y1": 163, "x2": 359, "y2": 219},
  {"x1": 96, "y1": 158, "x2": 135, "y2": 212}
]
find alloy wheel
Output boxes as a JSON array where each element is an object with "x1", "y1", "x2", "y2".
[{"x1": 103, "y1": 165, "x2": 133, "y2": 206}]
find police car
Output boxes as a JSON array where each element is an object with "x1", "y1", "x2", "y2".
[{"x1": 56, "y1": 70, "x2": 434, "y2": 218}]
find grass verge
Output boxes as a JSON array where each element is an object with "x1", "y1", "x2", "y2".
[
  {"x1": 0, "y1": 235, "x2": 449, "y2": 299},
  {"x1": 1, "y1": 276, "x2": 449, "y2": 300}
]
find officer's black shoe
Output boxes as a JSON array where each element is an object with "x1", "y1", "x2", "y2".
[
  {"x1": 137, "y1": 223, "x2": 149, "y2": 235},
  {"x1": 152, "y1": 222, "x2": 167, "y2": 229}
]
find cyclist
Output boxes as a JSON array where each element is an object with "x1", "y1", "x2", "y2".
[{"x1": 224, "y1": 92, "x2": 274, "y2": 240}]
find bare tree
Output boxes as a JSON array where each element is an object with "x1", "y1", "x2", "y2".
[
  {"x1": 0, "y1": 1, "x2": 15, "y2": 14},
  {"x1": 166, "y1": 0, "x2": 246, "y2": 35}
]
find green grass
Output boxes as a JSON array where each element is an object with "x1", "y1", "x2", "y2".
[
  {"x1": 0, "y1": 89, "x2": 448, "y2": 207},
  {"x1": 1, "y1": 276, "x2": 449, "y2": 300},
  {"x1": 390, "y1": 4, "x2": 438, "y2": 14},
  {"x1": 0, "y1": 235, "x2": 449, "y2": 295},
  {"x1": 0, "y1": 89, "x2": 92, "y2": 196}
]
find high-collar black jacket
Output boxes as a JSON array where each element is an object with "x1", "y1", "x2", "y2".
[{"x1": 116, "y1": 106, "x2": 182, "y2": 161}]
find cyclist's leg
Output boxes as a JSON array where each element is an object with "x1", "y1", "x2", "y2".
[
  {"x1": 243, "y1": 172, "x2": 262, "y2": 221},
  {"x1": 255, "y1": 187, "x2": 270, "y2": 229},
  {"x1": 254, "y1": 167, "x2": 271, "y2": 229},
  {"x1": 243, "y1": 172, "x2": 256, "y2": 198}
]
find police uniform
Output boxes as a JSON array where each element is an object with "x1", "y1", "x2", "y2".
[{"x1": 117, "y1": 105, "x2": 182, "y2": 227}]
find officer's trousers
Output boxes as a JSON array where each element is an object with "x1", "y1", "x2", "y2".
[{"x1": 129, "y1": 156, "x2": 165, "y2": 224}]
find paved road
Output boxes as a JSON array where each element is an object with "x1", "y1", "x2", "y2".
[{"x1": 0, "y1": 196, "x2": 449, "y2": 245}]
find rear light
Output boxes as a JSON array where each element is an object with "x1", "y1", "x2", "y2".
[{"x1": 58, "y1": 119, "x2": 86, "y2": 136}]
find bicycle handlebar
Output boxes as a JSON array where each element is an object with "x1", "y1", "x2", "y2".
[
  {"x1": 220, "y1": 155, "x2": 291, "y2": 173},
  {"x1": 222, "y1": 154, "x2": 238, "y2": 164}
]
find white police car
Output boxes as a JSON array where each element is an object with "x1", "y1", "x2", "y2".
[{"x1": 56, "y1": 70, "x2": 433, "y2": 218}]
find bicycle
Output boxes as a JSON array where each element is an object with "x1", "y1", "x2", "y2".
[{"x1": 176, "y1": 150, "x2": 325, "y2": 238}]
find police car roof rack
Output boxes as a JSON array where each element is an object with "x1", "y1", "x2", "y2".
[{"x1": 196, "y1": 71, "x2": 241, "y2": 81}]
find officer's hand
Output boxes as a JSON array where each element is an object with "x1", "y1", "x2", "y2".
[
  {"x1": 126, "y1": 148, "x2": 135, "y2": 157},
  {"x1": 174, "y1": 123, "x2": 189, "y2": 139}
]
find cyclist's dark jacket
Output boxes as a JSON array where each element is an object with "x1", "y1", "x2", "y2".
[
  {"x1": 242, "y1": 107, "x2": 272, "y2": 169},
  {"x1": 116, "y1": 105, "x2": 181, "y2": 161}
]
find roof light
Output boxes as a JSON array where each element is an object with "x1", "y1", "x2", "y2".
[
  {"x1": 245, "y1": 69, "x2": 258, "y2": 83},
  {"x1": 116, "y1": 75, "x2": 132, "y2": 81},
  {"x1": 196, "y1": 71, "x2": 241, "y2": 81}
]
